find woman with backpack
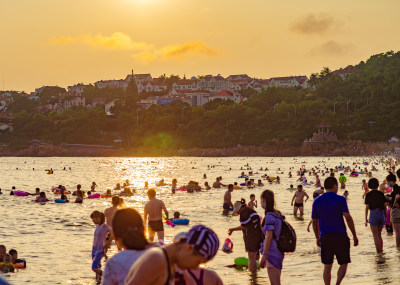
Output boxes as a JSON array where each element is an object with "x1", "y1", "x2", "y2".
[{"x1": 260, "y1": 189, "x2": 285, "y2": 285}]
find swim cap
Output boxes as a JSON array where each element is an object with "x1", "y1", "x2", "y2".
[{"x1": 185, "y1": 225, "x2": 219, "y2": 260}]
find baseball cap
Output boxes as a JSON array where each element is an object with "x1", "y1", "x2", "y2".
[
  {"x1": 232, "y1": 199, "x2": 246, "y2": 215},
  {"x1": 185, "y1": 225, "x2": 219, "y2": 260}
]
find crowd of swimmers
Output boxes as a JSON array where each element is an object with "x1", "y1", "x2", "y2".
[{"x1": 0, "y1": 245, "x2": 25, "y2": 273}]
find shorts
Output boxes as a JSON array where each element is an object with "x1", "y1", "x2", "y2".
[
  {"x1": 294, "y1": 202, "x2": 303, "y2": 208},
  {"x1": 243, "y1": 232, "x2": 262, "y2": 253},
  {"x1": 92, "y1": 252, "x2": 104, "y2": 270},
  {"x1": 223, "y1": 203, "x2": 230, "y2": 210},
  {"x1": 149, "y1": 220, "x2": 164, "y2": 232},
  {"x1": 391, "y1": 208, "x2": 400, "y2": 224},
  {"x1": 369, "y1": 209, "x2": 386, "y2": 227},
  {"x1": 320, "y1": 233, "x2": 350, "y2": 265}
]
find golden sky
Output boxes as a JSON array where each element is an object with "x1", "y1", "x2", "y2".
[{"x1": 1, "y1": 0, "x2": 400, "y2": 92}]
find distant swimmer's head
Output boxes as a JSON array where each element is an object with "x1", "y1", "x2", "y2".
[
  {"x1": 87, "y1": 191, "x2": 91, "y2": 196},
  {"x1": 40, "y1": 192, "x2": 46, "y2": 198},
  {"x1": 172, "y1": 179, "x2": 177, "y2": 184},
  {"x1": 112, "y1": 196, "x2": 120, "y2": 206},
  {"x1": 12, "y1": 186, "x2": 15, "y2": 190},
  {"x1": 290, "y1": 184, "x2": 293, "y2": 188},
  {"x1": 147, "y1": 188, "x2": 156, "y2": 199},
  {"x1": 90, "y1": 210, "x2": 105, "y2": 225},
  {"x1": 112, "y1": 208, "x2": 147, "y2": 250},
  {"x1": 35, "y1": 188, "x2": 40, "y2": 193},
  {"x1": 234, "y1": 182, "x2": 238, "y2": 185},
  {"x1": 174, "y1": 211, "x2": 180, "y2": 219},
  {"x1": 106, "y1": 189, "x2": 111, "y2": 194},
  {"x1": 77, "y1": 184, "x2": 81, "y2": 190}
]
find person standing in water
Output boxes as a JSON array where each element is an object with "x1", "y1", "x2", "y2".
[
  {"x1": 387, "y1": 172, "x2": 400, "y2": 247},
  {"x1": 228, "y1": 199, "x2": 263, "y2": 273},
  {"x1": 104, "y1": 196, "x2": 120, "y2": 227},
  {"x1": 223, "y1": 184, "x2": 234, "y2": 213},
  {"x1": 364, "y1": 178, "x2": 387, "y2": 253},
  {"x1": 144, "y1": 188, "x2": 169, "y2": 243},
  {"x1": 312, "y1": 177, "x2": 358, "y2": 285},
  {"x1": 291, "y1": 185, "x2": 309, "y2": 216}
]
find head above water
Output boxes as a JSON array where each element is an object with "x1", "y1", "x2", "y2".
[
  {"x1": 112, "y1": 196, "x2": 119, "y2": 206},
  {"x1": 112, "y1": 208, "x2": 147, "y2": 250}
]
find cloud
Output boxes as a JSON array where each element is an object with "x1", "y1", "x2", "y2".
[
  {"x1": 160, "y1": 41, "x2": 221, "y2": 60},
  {"x1": 290, "y1": 13, "x2": 335, "y2": 35},
  {"x1": 49, "y1": 32, "x2": 153, "y2": 51},
  {"x1": 310, "y1": 41, "x2": 352, "y2": 56},
  {"x1": 49, "y1": 33, "x2": 221, "y2": 63}
]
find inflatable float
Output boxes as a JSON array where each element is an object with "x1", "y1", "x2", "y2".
[
  {"x1": 89, "y1": 193, "x2": 101, "y2": 199},
  {"x1": 55, "y1": 199, "x2": 68, "y2": 203},
  {"x1": 170, "y1": 219, "x2": 190, "y2": 225},
  {"x1": 234, "y1": 257, "x2": 261, "y2": 269},
  {"x1": 14, "y1": 191, "x2": 29, "y2": 196}
]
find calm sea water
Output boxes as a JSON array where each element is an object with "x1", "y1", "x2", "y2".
[{"x1": 0, "y1": 156, "x2": 397, "y2": 285}]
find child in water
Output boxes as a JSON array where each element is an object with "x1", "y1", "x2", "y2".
[
  {"x1": 75, "y1": 190, "x2": 83, "y2": 203},
  {"x1": 0, "y1": 254, "x2": 14, "y2": 273},
  {"x1": 9, "y1": 249, "x2": 26, "y2": 268},
  {"x1": 204, "y1": 182, "x2": 211, "y2": 190},
  {"x1": 362, "y1": 179, "x2": 369, "y2": 198},
  {"x1": 35, "y1": 192, "x2": 49, "y2": 203},
  {"x1": 90, "y1": 211, "x2": 111, "y2": 283},
  {"x1": 248, "y1": 194, "x2": 257, "y2": 210}
]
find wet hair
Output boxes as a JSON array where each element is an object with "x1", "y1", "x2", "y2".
[
  {"x1": 324, "y1": 177, "x2": 338, "y2": 190},
  {"x1": 112, "y1": 208, "x2": 148, "y2": 250},
  {"x1": 40, "y1": 192, "x2": 45, "y2": 197},
  {"x1": 228, "y1": 184, "x2": 233, "y2": 190},
  {"x1": 174, "y1": 211, "x2": 180, "y2": 219},
  {"x1": 250, "y1": 194, "x2": 255, "y2": 198},
  {"x1": 260, "y1": 190, "x2": 280, "y2": 216},
  {"x1": 112, "y1": 196, "x2": 119, "y2": 206},
  {"x1": 386, "y1": 173, "x2": 396, "y2": 183},
  {"x1": 368, "y1": 178, "x2": 379, "y2": 189},
  {"x1": 147, "y1": 188, "x2": 156, "y2": 198},
  {"x1": 90, "y1": 211, "x2": 105, "y2": 224},
  {"x1": 8, "y1": 249, "x2": 17, "y2": 256}
]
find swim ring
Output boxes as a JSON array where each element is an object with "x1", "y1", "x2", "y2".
[
  {"x1": 89, "y1": 193, "x2": 101, "y2": 199},
  {"x1": 55, "y1": 199, "x2": 68, "y2": 203}
]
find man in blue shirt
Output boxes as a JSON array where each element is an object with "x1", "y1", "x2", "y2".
[{"x1": 312, "y1": 177, "x2": 359, "y2": 285}]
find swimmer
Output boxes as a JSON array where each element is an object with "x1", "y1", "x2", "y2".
[
  {"x1": 144, "y1": 189, "x2": 169, "y2": 242},
  {"x1": 172, "y1": 179, "x2": 177, "y2": 194},
  {"x1": 35, "y1": 192, "x2": 49, "y2": 203},
  {"x1": 173, "y1": 211, "x2": 180, "y2": 219},
  {"x1": 60, "y1": 194, "x2": 69, "y2": 202},
  {"x1": 233, "y1": 182, "x2": 241, "y2": 189},
  {"x1": 0, "y1": 254, "x2": 14, "y2": 273},
  {"x1": 291, "y1": 185, "x2": 309, "y2": 216},
  {"x1": 0, "y1": 245, "x2": 5, "y2": 262},
  {"x1": 75, "y1": 190, "x2": 83, "y2": 203},
  {"x1": 257, "y1": 179, "x2": 264, "y2": 187},
  {"x1": 223, "y1": 184, "x2": 234, "y2": 213},
  {"x1": 105, "y1": 197, "x2": 120, "y2": 227},
  {"x1": 91, "y1": 182, "x2": 98, "y2": 191},
  {"x1": 248, "y1": 194, "x2": 257, "y2": 210},
  {"x1": 204, "y1": 182, "x2": 211, "y2": 190}
]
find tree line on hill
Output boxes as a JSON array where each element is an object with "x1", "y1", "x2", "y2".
[{"x1": 2, "y1": 51, "x2": 400, "y2": 151}]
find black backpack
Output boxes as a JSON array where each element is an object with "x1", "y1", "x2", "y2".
[{"x1": 276, "y1": 216, "x2": 296, "y2": 252}]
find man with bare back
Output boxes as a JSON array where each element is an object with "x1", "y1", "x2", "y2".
[{"x1": 291, "y1": 184, "x2": 309, "y2": 216}]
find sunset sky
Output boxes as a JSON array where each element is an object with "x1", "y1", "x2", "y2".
[{"x1": 1, "y1": 0, "x2": 400, "y2": 92}]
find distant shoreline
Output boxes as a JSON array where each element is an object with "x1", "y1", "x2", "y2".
[{"x1": 0, "y1": 141, "x2": 394, "y2": 157}]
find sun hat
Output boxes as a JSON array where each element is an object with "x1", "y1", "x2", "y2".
[
  {"x1": 232, "y1": 199, "x2": 246, "y2": 215},
  {"x1": 185, "y1": 225, "x2": 219, "y2": 260}
]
